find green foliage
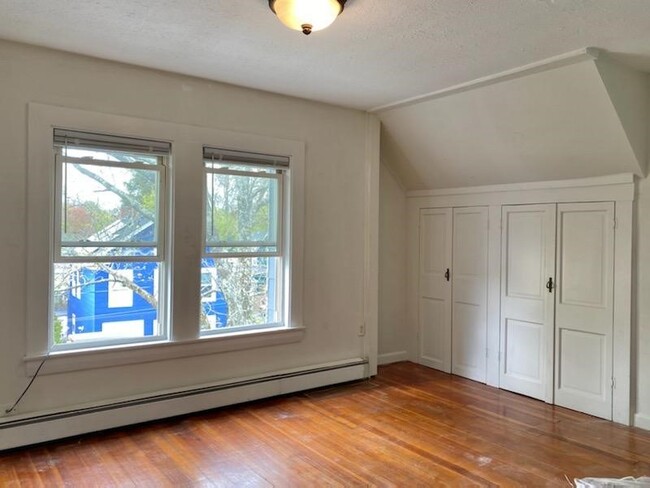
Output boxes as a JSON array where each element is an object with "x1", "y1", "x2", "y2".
[
  {"x1": 53, "y1": 317, "x2": 64, "y2": 345},
  {"x1": 253, "y1": 203, "x2": 270, "y2": 237},
  {"x1": 125, "y1": 171, "x2": 157, "y2": 214},
  {"x1": 64, "y1": 199, "x2": 115, "y2": 241},
  {"x1": 209, "y1": 210, "x2": 239, "y2": 242},
  {"x1": 206, "y1": 173, "x2": 273, "y2": 243}
]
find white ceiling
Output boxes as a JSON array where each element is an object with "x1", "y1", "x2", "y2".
[{"x1": 1, "y1": 0, "x2": 650, "y2": 110}]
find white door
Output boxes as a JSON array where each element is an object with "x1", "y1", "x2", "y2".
[
  {"x1": 452, "y1": 207, "x2": 488, "y2": 382},
  {"x1": 500, "y1": 204, "x2": 556, "y2": 402},
  {"x1": 554, "y1": 202, "x2": 614, "y2": 419},
  {"x1": 418, "y1": 208, "x2": 452, "y2": 372}
]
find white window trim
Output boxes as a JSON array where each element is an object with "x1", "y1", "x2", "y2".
[
  {"x1": 24, "y1": 326, "x2": 306, "y2": 376},
  {"x1": 26, "y1": 103, "x2": 305, "y2": 371}
]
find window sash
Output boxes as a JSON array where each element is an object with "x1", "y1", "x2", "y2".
[
  {"x1": 199, "y1": 256, "x2": 284, "y2": 333},
  {"x1": 203, "y1": 166, "x2": 284, "y2": 258},
  {"x1": 204, "y1": 240, "x2": 277, "y2": 248},
  {"x1": 50, "y1": 260, "x2": 168, "y2": 350},
  {"x1": 61, "y1": 155, "x2": 163, "y2": 172},
  {"x1": 201, "y1": 321, "x2": 284, "y2": 337},
  {"x1": 54, "y1": 151, "x2": 167, "y2": 262},
  {"x1": 203, "y1": 250, "x2": 281, "y2": 259},
  {"x1": 55, "y1": 254, "x2": 162, "y2": 264},
  {"x1": 61, "y1": 242, "x2": 159, "y2": 248}
]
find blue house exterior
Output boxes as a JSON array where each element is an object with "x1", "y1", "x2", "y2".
[{"x1": 66, "y1": 220, "x2": 228, "y2": 339}]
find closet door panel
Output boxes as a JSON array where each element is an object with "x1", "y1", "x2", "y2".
[
  {"x1": 500, "y1": 204, "x2": 556, "y2": 402},
  {"x1": 555, "y1": 202, "x2": 614, "y2": 419},
  {"x1": 418, "y1": 208, "x2": 453, "y2": 372},
  {"x1": 452, "y1": 207, "x2": 488, "y2": 382}
]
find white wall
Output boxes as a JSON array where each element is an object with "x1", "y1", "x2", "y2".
[
  {"x1": 0, "y1": 40, "x2": 377, "y2": 419},
  {"x1": 378, "y1": 161, "x2": 408, "y2": 364}
]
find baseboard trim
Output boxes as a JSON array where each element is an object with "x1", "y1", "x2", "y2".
[
  {"x1": 378, "y1": 351, "x2": 409, "y2": 365},
  {"x1": 634, "y1": 412, "x2": 650, "y2": 431},
  {"x1": 0, "y1": 358, "x2": 368, "y2": 451}
]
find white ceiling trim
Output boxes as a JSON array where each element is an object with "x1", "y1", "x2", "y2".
[
  {"x1": 371, "y1": 47, "x2": 600, "y2": 113},
  {"x1": 406, "y1": 173, "x2": 635, "y2": 199}
]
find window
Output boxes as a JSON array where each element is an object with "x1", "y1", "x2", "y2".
[
  {"x1": 201, "y1": 147, "x2": 289, "y2": 334},
  {"x1": 28, "y1": 104, "x2": 304, "y2": 369},
  {"x1": 51, "y1": 129, "x2": 169, "y2": 349}
]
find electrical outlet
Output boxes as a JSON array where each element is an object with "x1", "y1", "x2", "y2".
[{"x1": 358, "y1": 322, "x2": 366, "y2": 337}]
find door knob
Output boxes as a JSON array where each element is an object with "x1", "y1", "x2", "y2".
[
  {"x1": 546, "y1": 277, "x2": 554, "y2": 293},
  {"x1": 445, "y1": 268, "x2": 450, "y2": 282}
]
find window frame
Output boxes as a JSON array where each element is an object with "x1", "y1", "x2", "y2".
[
  {"x1": 26, "y1": 103, "x2": 305, "y2": 373},
  {"x1": 49, "y1": 133, "x2": 171, "y2": 352},
  {"x1": 200, "y1": 150, "x2": 290, "y2": 335}
]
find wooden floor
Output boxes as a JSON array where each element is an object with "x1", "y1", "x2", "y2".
[{"x1": 2, "y1": 362, "x2": 650, "y2": 487}]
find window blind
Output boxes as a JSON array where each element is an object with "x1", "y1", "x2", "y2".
[
  {"x1": 203, "y1": 146, "x2": 290, "y2": 168},
  {"x1": 53, "y1": 129, "x2": 171, "y2": 155}
]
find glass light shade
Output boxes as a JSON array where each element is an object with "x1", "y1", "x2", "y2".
[{"x1": 271, "y1": 0, "x2": 343, "y2": 34}]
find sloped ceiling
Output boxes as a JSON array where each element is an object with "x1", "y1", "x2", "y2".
[{"x1": 377, "y1": 50, "x2": 648, "y2": 190}]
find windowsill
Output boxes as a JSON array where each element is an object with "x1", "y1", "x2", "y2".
[{"x1": 24, "y1": 326, "x2": 306, "y2": 376}]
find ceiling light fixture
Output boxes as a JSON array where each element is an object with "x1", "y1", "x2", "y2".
[{"x1": 269, "y1": 0, "x2": 346, "y2": 35}]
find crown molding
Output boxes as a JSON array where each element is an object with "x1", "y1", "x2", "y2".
[{"x1": 370, "y1": 47, "x2": 600, "y2": 113}]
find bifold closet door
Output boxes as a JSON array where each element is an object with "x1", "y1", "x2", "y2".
[
  {"x1": 418, "y1": 208, "x2": 452, "y2": 372},
  {"x1": 554, "y1": 202, "x2": 614, "y2": 419},
  {"x1": 451, "y1": 207, "x2": 488, "y2": 382},
  {"x1": 500, "y1": 204, "x2": 556, "y2": 402}
]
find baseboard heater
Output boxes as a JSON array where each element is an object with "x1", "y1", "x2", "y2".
[{"x1": 0, "y1": 358, "x2": 368, "y2": 451}]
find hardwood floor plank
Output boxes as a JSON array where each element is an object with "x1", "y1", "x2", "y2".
[
  {"x1": 230, "y1": 412, "x2": 357, "y2": 486},
  {"x1": 1, "y1": 362, "x2": 649, "y2": 486},
  {"x1": 249, "y1": 398, "x2": 494, "y2": 486},
  {"x1": 324, "y1": 391, "x2": 554, "y2": 486},
  {"x1": 375, "y1": 371, "x2": 646, "y2": 479}
]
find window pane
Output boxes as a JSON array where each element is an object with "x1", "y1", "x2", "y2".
[
  {"x1": 60, "y1": 161, "x2": 159, "y2": 252},
  {"x1": 199, "y1": 257, "x2": 280, "y2": 332},
  {"x1": 205, "y1": 172, "x2": 279, "y2": 249},
  {"x1": 52, "y1": 261, "x2": 162, "y2": 346}
]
